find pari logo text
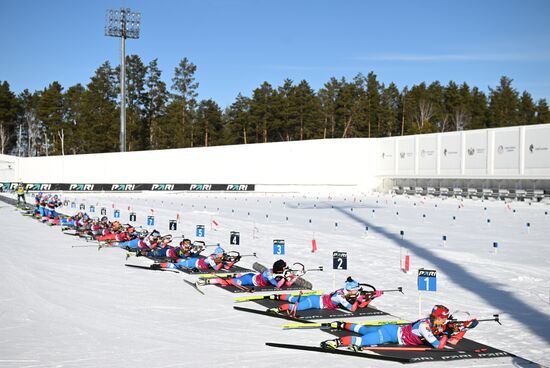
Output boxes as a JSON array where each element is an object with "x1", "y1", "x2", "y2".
[
  {"x1": 151, "y1": 184, "x2": 175, "y2": 191},
  {"x1": 69, "y1": 184, "x2": 95, "y2": 191},
  {"x1": 227, "y1": 184, "x2": 248, "y2": 191},
  {"x1": 190, "y1": 184, "x2": 212, "y2": 191},
  {"x1": 111, "y1": 184, "x2": 136, "y2": 191}
]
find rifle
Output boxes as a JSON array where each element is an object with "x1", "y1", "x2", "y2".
[
  {"x1": 444, "y1": 314, "x2": 500, "y2": 344},
  {"x1": 287, "y1": 262, "x2": 323, "y2": 277},
  {"x1": 223, "y1": 251, "x2": 257, "y2": 263},
  {"x1": 360, "y1": 286, "x2": 403, "y2": 296},
  {"x1": 448, "y1": 313, "x2": 500, "y2": 328}
]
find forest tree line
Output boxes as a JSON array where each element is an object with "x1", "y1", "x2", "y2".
[{"x1": 1, "y1": 55, "x2": 549, "y2": 156}]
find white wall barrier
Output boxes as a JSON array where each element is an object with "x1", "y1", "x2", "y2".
[
  {"x1": 378, "y1": 124, "x2": 550, "y2": 179},
  {"x1": 1, "y1": 124, "x2": 549, "y2": 193},
  {"x1": 1, "y1": 139, "x2": 379, "y2": 192}
]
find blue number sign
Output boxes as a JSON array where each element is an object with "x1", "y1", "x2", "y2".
[
  {"x1": 273, "y1": 239, "x2": 285, "y2": 255},
  {"x1": 417, "y1": 269, "x2": 437, "y2": 292},
  {"x1": 196, "y1": 225, "x2": 205, "y2": 237}
]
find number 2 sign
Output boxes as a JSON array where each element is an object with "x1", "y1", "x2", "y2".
[{"x1": 332, "y1": 251, "x2": 348, "y2": 270}]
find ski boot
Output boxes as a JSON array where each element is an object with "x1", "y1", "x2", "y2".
[
  {"x1": 266, "y1": 307, "x2": 281, "y2": 314},
  {"x1": 320, "y1": 339, "x2": 341, "y2": 350},
  {"x1": 329, "y1": 321, "x2": 346, "y2": 330},
  {"x1": 196, "y1": 278, "x2": 210, "y2": 286}
]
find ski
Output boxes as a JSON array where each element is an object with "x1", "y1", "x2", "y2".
[
  {"x1": 183, "y1": 279, "x2": 205, "y2": 295},
  {"x1": 265, "y1": 342, "x2": 411, "y2": 363},
  {"x1": 63, "y1": 231, "x2": 82, "y2": 237},
  {"x1": 282, "y1": 319, "x2": 409, "y2": 330},
  {"x1": 124, "y1": 263, "x2": 180, "y2": 273},
  {"x1": 233, "y1": 306, "x2": 315, "y2": 323},
  {"x1": 199, "y1": 272, "x2": 238, "y2": 279},
  {"x1": 234, "y1": 290, "x2": 322, "y2": 303}
]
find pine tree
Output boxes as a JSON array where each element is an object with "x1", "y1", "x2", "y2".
[
  {"x1": 145, "y1": 59, "x2": 168, "y2": 150},
  {"x1": 535, "y1": 99, "x2": 550, "y2": 125},
  {"x1": 365, "y1": 72, "x2": 382, "y2": 137},
  {"x1": 120, "y1": 55, "x2": 148, "y2": 151},
  {"x1": 62, "y1": 84, "x2": 86, "y2": 154},
  {"x1": 0, "y1": 81, "x2": 18, "y2": 155},
  {"x1": 36, "y1": 82, "x2": 64, "y2": 155},
  {"x1": 293, "y1": 80, "x2": 321, "y2": 140},
  {"x1": 336, "y1": 78, "x2": 362, "y2": 138},
  {"x1": 518, "y1": 91, "x2": 536, "y2": 125},
  {"x1": 196, "y1": 99, "x2": 223, "y2": 147},
  {"x1": 224, "y1": 93, "x2": 252, "y2": 145},
  {"x1": 156, "y1": 100, "x2": 183, "y2": 149},
  {"x1": 318, "y1": 78, "x2": 341, "y2": 138},
  {"x1": 80, "y1": 62, "x2": 119, "y2": 153},
  {"x1": 488, "y1": 76, "x2": 519, "y2": 127},
  {"x1": 274, "y1": 79, "x2": 297, "y2": 141},
  {"x1": 466, "y1": 87, "x2": 488, "y2": 130},
  {"x1": 250, "y1": 82, "x2": 275, "y2": 143},
  {"x1": 379, "y1": 83, "x2": 401, "y2": 137},
  {"x1": 172, "y1": 58, "x2": 199, "y2": 147}
]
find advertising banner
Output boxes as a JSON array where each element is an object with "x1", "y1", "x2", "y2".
[
  {"x1": 378, "y1": 138, "x2": 396, "y2": 174},
  {"x1": 417, "y1": 135, "x2": 437, "y2": 174},
  {"x1": 524, "y1": 126, "x2": 550, "y2": 170},
  {"x1": 464, "y1": 130, "x2": 488, "y2": 171},
  {"x1": 494, "y1": 129, "x2": 520, "y2": 170},
  {"x1": 440, "y1": 133, "x2": 462, "y2": 171},
  {"x1": 397, "y1": 137, "x2": 415, "y2": 174}
]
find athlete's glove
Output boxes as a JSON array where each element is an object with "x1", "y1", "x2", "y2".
[{"x1": 464, "y1": 319, "x2": 479, "y2": 330}]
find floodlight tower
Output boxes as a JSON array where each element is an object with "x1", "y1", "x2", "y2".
[{"x1": 105, "y1": 8, "x2": 141, "y2": 152}]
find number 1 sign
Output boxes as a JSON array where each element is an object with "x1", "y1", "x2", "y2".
[{"x1": 417, "y1": 269, "x2": 437, "y2": 291}]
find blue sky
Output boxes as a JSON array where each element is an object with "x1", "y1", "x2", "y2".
[{"x1": 1, "y1": 0, "x2": 549, "y2": 107}]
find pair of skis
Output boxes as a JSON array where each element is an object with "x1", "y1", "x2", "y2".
[{"x1": 265, "y1": 342, "x2": 413, "y2": 363}]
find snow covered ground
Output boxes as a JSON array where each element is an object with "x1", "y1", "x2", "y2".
[{"x1": 1, "y1": 191, "x2": 549, "y2": 368}]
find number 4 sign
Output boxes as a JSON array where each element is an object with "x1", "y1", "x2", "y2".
[{"x1": 230, "y1": 231, "x2": 240, "y2": 245}]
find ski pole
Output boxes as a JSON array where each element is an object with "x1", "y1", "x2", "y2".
[
  {"x1": 239, "y1": 252, "x2": 257, "y2": 258},
  {"x1": 290, "y1": 291, "x2": 303, "y2": 318}
]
